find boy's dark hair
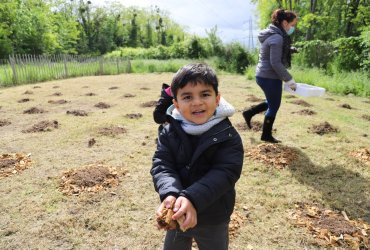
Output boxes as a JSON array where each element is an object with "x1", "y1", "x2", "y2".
[{"x1": 171, "y1": 63, "x2": 219, "y2": 100}]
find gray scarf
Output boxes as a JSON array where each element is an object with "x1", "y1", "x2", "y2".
[{"x1": 167, "y1": 97, "x2": 235, "y2": 135}]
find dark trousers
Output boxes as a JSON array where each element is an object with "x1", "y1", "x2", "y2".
[
  {"x1": 256, "y1": 76, "x2": 282, "y2": 117},
  {"x1": 163, "y1": 223, "x2": 229, "y2": 250}
]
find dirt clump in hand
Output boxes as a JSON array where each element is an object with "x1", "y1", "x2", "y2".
[{"x1": 157, "y1": 201, "x2": 186, "y2": 231}]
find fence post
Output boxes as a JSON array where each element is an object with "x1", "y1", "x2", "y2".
[
  {"x1": 63, "y1": 54, "x2": 68, "y2": 78},
  {"x1": 9, "y1": 55, "x2": 18, "y2": 85},
  {"x1": 126, "y1": 59, "x2": 131, "y2": 73},
  {"x1": 99, "y1": 57, "x2": 103, "y2": 75}
]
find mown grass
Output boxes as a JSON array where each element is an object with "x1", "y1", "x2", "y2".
[{"x1": 0, "y1": 73, "x2": 369, "y2": 249}]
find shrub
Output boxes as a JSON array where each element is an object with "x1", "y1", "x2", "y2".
[{"x1": 216, "y1": 42, "x2": 254, "y2": 74}]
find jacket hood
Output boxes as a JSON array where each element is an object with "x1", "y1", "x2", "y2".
[{"x1": 258, "y1": 24, "x2": 284, "y2": 43}]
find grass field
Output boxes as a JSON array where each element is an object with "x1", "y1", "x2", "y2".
[{"x1": 0, "y1": 73, "x2": 369, "y2": 249}]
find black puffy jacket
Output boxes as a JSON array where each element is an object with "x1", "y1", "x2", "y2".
[
  {"x1": 153, "y1": 83, "x2": 173, "y2": 124},
  {"x1": 151, "y1": 116, "x2": 244, "y2": 225}
]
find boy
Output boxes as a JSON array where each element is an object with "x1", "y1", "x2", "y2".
[{"x1": 151, "y1": 63, "x2": 244, "y2": 250}]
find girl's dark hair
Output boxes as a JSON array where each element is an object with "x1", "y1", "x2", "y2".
[
  {"x1": 271, "y1": 9, "x2": 297, "y2": 26},
  {"x1": 171, "y1": 63, "x2": 219, "y2": 100}
]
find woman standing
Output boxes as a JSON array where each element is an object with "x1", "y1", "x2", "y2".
[{"x1": 243, "y1": 9, "x2": 298, "y2": 143}]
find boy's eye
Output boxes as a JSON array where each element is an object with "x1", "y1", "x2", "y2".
[
  {"x1": 183, "y1": 96, "x2": 192, "y2": 100},
  {"x1": 202, "y1": 93, "x2": 211, "y2": 97}
]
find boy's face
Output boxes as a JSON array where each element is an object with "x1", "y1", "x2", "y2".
[{"x1": 173, "y1": 81, "x2": 220, "y2": 125}]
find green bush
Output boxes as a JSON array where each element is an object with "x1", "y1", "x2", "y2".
[
  {"x1": 216, "y1": 42, "x2": 254, "y2": 74},
  {"x1": 332, "y1": 36, "x2": 369, "y2": 72},
  {"x1": 293, "y1": 40, "x2": 335, "y2": 69}
]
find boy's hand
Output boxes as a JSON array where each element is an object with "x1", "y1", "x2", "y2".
[
  {"x1": 172, "y1": 196, "x2": 197, "y2": 231},
  {"x1": 156, "y1": 195, "x2": 176, "y2": 230}
]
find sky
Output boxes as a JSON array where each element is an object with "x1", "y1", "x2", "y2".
[{"x1": 96, "y1": 0, "x2": 259, "y2": 47}]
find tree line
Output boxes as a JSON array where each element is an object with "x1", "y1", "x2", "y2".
[{"x1": 0, "y1": 0, "x2": 189, "y2": 57}]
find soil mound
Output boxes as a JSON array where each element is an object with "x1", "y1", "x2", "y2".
[
  {"x1": 229, "y1": 211, "x2": 245, "y2": 240},
  {"x1": 123, "y1": 93, "x2": 136, "y2": 98},
  {"x1": 85, "y1": 92, "x2": 96, "y2": 96},
  {"x1": 325, "y1": 97, "x2": 335, "y2": 101},
  {"x1": 290, "y1": 99, "x2": 313, "y2": 107},
  {"x1": 350, "y1": 148, "x2": 370, "y2": 166},
  {"x1": 246, "y1": 143, "x2": 298, "y2": 169},
  {"x1": 293, "y1": 109, "x2": 317, "y2": 115},
  {"x1": 18, "y1": 98, "x2": 31, "y2": 103},
  {"x1": 0, "y1": 119, "x2": 11, "y2": 127},
  {"x1": 98, "y1": 125, "x2": 126, "y2": 136},
  {"x1": 140, "y1": 87, "x2": 150, "y2": 90},
  {"x1": 94, "y1": 102, "x2": 111, "y2": 109},
  {"x1": 22, "y1": 120, "x2": 58, "y2": 133},
  {"x1": 245, "y1": 95, "x2": 264, "y2": 102},
  {"x1": 290, "y1": 202, "x2": 369, "y2": 249},
  {"x1": 361, "y1": 115, "x2": 370, "y2": 121},
  {"x1": 309, "y1": 122, "x2": 339, "y2": 135},
  {"x1": 33, "y1": 86, "x2": 41, "y2": 89},
  {"x1": 140, "y1": 101, "x2": 157, "y2": 108},
  {"x1": 52, "y1": 85, "x2": 60, "y2": 89},
  {"x1": 52, "y1": 92, "x2": 62, "y2": 96},
  {"x1": 125, "y1": 113, "x2": 143, "y2": 119},
  {"x1": 66, "y1": 110, "x2": 88, "y2": 116},
  {"x1": 59, "y1": 163, "x2": 124, "y2": 195},
  {"x1": 88, "y1": 138, "x2": 96, "y2": 147},
  {"x1": 0, "y1": 153, "x2": 32, "y2": 178},
  {"x1": 109, "y1": 86, "x2": 119, "y2": 90},
  {"x1": 23, "y1": 90, "x2": 33, "y2": 95},
  {"x1": 23, "y1": 107, "x2": 46, "y2": 114},
  {"x1": 340, "y1": 103, "x2": 352, "y2": 109},
  {"x1": 48, "y1": 100, "x2": 68, "y2": 104}
]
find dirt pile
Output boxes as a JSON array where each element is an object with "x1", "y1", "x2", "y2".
[
  {"x1": 290, "y1": 202, "x2": 369, "y2": 249},
  {"x1": 141, "y1": 101, "x2": 157, "y2": 107},
  {"x1": 245, "y1": 95, "x2": 264, "y2": 102},
  {"x1": 340, "y1": 103, "x2": 352, "y2": 109},
  {"x1": 125, "y1": 113, "x2": 143, "y2": 119},
  {"x1": 23, "y1": 107, "x2": 46, "y2": 114},
  {"x1": 229, "y1": 211, "x2": 245, "y2": 240},
  {"x1": 59, "y1": 163, "x2": 123, "y2": 195},
  {"x1": 85, "y1": 92, "x2": 96, "y2": 96},
  {"x1": 52, "y1": 92, "x2": 62, "y2": 96},
  {"x1": 309, "y1": 122, "x2": 339, "y2": 135},
  {"x1": 22, "y1": 120, "x2": 59, "y2": 133},
  {"x1": 290, "y1": 99, "x2": 313, "y2": 107},
  {"x1": 350, "y1": 148, "x2": 370, "y2": 166},
  {"x1": 23, "y1": 90, "x2": 33, "y2": 95},
  {"x1": 0, "y1": 153, "x2": 32, "y2": 178},
  {"x1": 94, "y1": 102, "x2": 111, "y2": 109},
  {"x1": 292, "y1": 109, "x2": 316, "y2": 116},
  {"x1": 246, "y1": 143, "x2": 298, "y2": 169},
  {"x1": 362, "y1": 115, "x2": 370, "y2": 121},
  {"x1": 122, "y1": 93, "x2": 135, "y2": 98},
  {"x1": 66, "y1": 110, "x2": 88, "y2": 116},
  {"x1": 98, "y1": 125, "x2": 126, "y2": 136},
  {"x1": 0, "y1": 119, "x2": 11, "y2": 127},
  {"x1": 18, "y1": 98, "x2": 31, "y2": 103},
  {"x1": 48, "y1": 100, "x2": 68, "y2": 104},
  {"x1": 109, "y1": 86, "x2": 119, "y2": 90}
]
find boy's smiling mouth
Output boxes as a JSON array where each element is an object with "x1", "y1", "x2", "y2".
[{"x1": 192, "y1": 110, "x2": 205, "y2": 115}]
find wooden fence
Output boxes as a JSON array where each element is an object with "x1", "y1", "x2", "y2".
[{"x1": 0, "y1": 54, "x2": 131, "y2": 86}]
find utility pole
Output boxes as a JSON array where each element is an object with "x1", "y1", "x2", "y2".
[{"x1": 248, "y1": 17, "x2": 254, "y2": 49}]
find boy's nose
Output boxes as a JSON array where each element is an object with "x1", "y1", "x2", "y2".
[{"x1": 192, "y1": 97, "x2": 203, "y2": 105}]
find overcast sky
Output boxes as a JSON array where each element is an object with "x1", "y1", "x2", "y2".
[{"x1": 96, "y1": 0, "x2": 259, "y2": 47}]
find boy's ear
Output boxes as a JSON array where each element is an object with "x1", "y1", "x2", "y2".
[
  {"x1": 216, "y1": 93, "x2": 221, "y2": 106},
  {"x1": 173, "y1": 98, "x2": 179, "y2": 109}
]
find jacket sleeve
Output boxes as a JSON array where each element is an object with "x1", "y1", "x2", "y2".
[
  {"x1": 151, "y1": 129, "x2": 183, "y2": 201},
  {"x1": 180, "y1": 132, "x2": 244, "y2": 213},
  {"x1": 153, "y1": 85, "x2": 173, "y2": 124},
  {"x1": 268, "y1": 34, "x2": 292, "y2": 82}
]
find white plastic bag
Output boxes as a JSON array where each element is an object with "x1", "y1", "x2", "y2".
[{"x1": 284, "y1": 82, "x2": 325, "y2": 97}]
